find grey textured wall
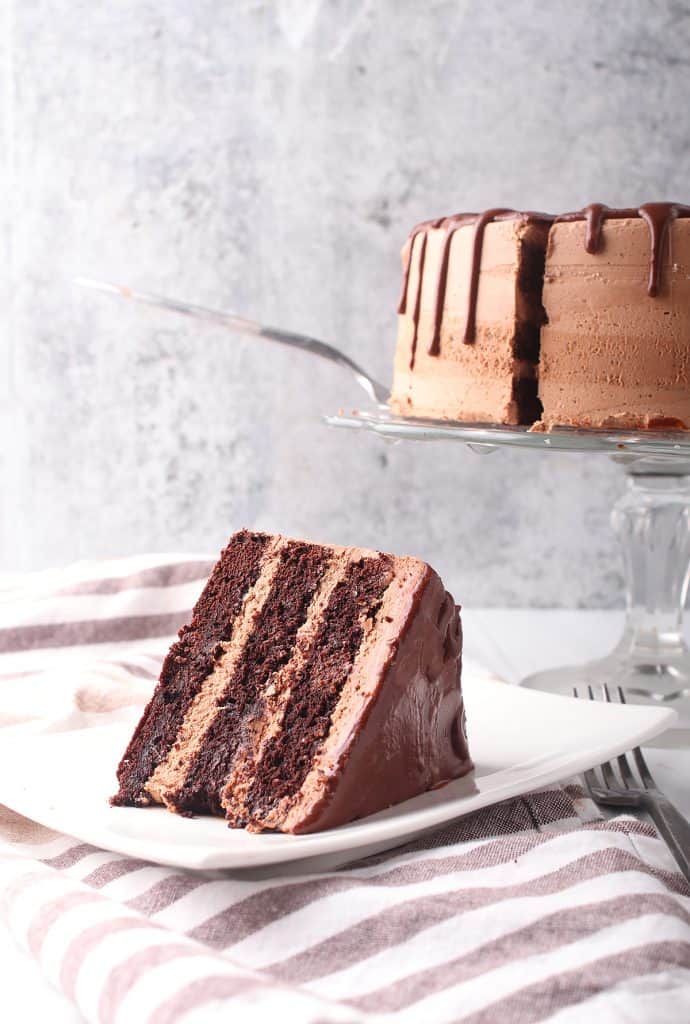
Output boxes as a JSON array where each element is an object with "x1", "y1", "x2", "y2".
[{"x1": 2, "y1": 0, "x2": 688, "y2": 605}]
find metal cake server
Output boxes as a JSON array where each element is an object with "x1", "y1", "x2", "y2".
[{"x1": 74, "y1": 276, "x2": 390, "y2": 407}]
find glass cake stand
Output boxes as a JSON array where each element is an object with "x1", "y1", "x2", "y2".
[{"x1": 326, "y1": 409, "x2": 690, "y2": 743}]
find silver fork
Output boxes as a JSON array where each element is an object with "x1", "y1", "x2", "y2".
[{"x1": 576, "y1": 684, "x2": 690, "y2": 881}]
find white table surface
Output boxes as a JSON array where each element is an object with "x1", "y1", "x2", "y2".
[{"x1": 1, "y1": 609, "x2": 689, "y2": 1022}]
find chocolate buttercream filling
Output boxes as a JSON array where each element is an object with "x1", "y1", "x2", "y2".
[
  {"x1": 220, "y1": 553, "x2": 352, "y2": 827},
  {"x1": 170, "y1": 542, "x2": 328, "y2": 815},
  {"x1": 242, "y1": 554, "x2": 393, "y2": 825}
]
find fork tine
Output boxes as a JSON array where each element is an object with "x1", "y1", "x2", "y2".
[
  {"x1": 599, "y1": 757, "x2": 618, "y2": 789},
  {"x1": 574, "y1": 688, "x2": 600, "y2": 797},
  {"x1": 617, "y1": 749, "x2": 636, "y2": 788},
  {"x1": 633, "y1": 745, "x2": 656, "y2": 789},
  {"x1": 582, "y1": 766, "x2": 599, "y2": 799},
  {"x1": 608, "y1": 686, "x2": 637, "y2": 787},
  {"x1": 583, "y1": 685, "x2": 620, "y2": 788},
  {"x1": 617, "y1": 687, "x2": 656, "y2": 789}
]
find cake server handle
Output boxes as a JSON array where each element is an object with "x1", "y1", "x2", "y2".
[{"x1": 74, "y1": 277, "x2": 390, "y2": 408}]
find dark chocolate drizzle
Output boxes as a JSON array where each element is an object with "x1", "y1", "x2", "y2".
[
  {"x1": 397, "y1": 218, "x2": 441, "y2": 368},
  {"x1": 555, "y1": 203, "x2": 690, "y2": 297},
  {"x1": 398, "y1": 209, "x2": 552, "y2": 363},
  {"x1": 398, "y1": 202, "x2": 690, "y2": 361},
  {"x1": 461, "y1": 208, "x2": 518, "y2": 346}
]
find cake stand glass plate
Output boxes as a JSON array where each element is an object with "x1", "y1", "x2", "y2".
[
  {"x1": 326, "y1": 409, "x2": 690, "y2": 456},
  {"x1": 327, "y1": 410, "x2": 690, "y2": 744},
  {"x1": 0, "y1": 673, "x2": 673, "y2": 874}
]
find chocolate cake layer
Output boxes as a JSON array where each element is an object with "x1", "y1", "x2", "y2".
[
  {"x1": 113, "y1": 530, "x2": 269, "y2": 806},
  {"x1": 171, "y1": 541, "x2": 327, "y2": 815},
  {"x1": 242, "y1": 554, "x2": 393, "y2": 824}
]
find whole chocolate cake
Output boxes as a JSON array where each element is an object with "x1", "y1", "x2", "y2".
[
  {"x1": 391, "y1": 203, "x2": 690, "y2": 430},
  {"x1": 113, "y1": 530, "x2": 472, "y2": 834}
]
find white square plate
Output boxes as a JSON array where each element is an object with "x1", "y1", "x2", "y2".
[{"x1": 0, "y1": 674, "x2": 675, "y2": 872}]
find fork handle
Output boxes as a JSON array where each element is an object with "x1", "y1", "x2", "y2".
[{"x1": 642, "y1": 795, "x2": 690, "y2": 882}]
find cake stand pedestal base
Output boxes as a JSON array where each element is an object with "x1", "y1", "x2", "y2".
[{"x1": 521, "y1": 456, "x2": 690, "y2": 745}]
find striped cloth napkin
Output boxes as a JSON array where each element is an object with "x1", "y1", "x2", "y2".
[{"x1": 0, "y1": 555, "x2": 689, "y2": 1024}]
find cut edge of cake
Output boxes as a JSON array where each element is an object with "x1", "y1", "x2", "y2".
[{"x1": 390, "y1": 216, "x2": 550, "y2": 426}]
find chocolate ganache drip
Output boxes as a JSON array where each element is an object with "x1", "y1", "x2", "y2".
[
  {"x1": 398, "y1": 209, "x2": 552, "y2": 368},
  {"x1": 555, "y1": 202, "x2": 690, "y2": 297},
  {"x1": 398, "y1": 202, "x2": 690, "y2": 366}
]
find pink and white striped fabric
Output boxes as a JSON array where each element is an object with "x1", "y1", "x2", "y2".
[{"x1": 0, "y1": 555, "x2": 689, "y2": 1024}]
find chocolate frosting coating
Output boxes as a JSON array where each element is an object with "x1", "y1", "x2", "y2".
[
  {"x1": 398, "y1": 203, "x2": 690, "y2": 360},
  {"x1": 288, "y1": 567, "x2": 472, "y2": 834}
]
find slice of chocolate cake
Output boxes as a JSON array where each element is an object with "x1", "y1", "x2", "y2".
[{"x1": 113, "y1": 530, "x2": 472, "y2": 834}]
